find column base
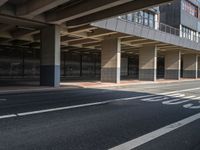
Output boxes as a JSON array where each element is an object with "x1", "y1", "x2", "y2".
[
  {"x1": 40, "y1": 65, "x2": 60, "y2": 87},
  {"x1": 182, "y1": 70, "x2": 197, "y2": 78},
  {"x1": 101, "y1": 68, "x2": 120, "y2": 83},
  {"x1": 198, "y1": 70, "x2": 200, "y2": 78},
  {"x1": 139, "y1": 69, "x2": 156, "y2": 81},
  {"x1": 165, "y1": 70, "x2": 180, "y2": 80}
]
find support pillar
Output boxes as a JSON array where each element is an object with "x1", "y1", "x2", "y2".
[
  {"x1": 139, "y1": 45, "x2": 157, "y2": 81},
  {"x1": 198, "y1": 56, "x2": 200, "y2": 78},
  {"x1": 165, "y1": 50, "x2": 181, "y2": 80},
  {"x1": 182, "y1": 54, "x2": 198, "y2": 79},
  {"x1": 101, "y1": 38, "x2": 121, "y2": 83},
  {"x1": 40, "y1": 25, "x2": 60, "y2": 87}
]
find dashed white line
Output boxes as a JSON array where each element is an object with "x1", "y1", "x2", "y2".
[{"x1": 109, "y1": 112, "x2": 200, "y2": 150}]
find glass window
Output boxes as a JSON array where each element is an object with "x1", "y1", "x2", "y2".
[
  {"x1": 119, "y1": 10, "x2": 156, "y2": 29},
  {"x1": 182, "y1": 0, "x2": 198, "y2": 18}
]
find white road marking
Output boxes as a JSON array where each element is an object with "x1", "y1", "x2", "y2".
[
  {"x1": 183, "y1": 101, "x2": 200, "y2": 109},
  {"x1": 161, "y1": 96, "x2": 197, "y2": 105},
  {"x1": 141, "y1": 96, "x2": 166, "y2": 102},
  {"x1": 109, "y1": 112, "x2": 200, "y2": 150},
  {"x1": 0, "y1": 114, "x2": 16, "y2": 119},
  {"x1": 191, "y1": 97, "x2": 200, "y2": 100},
  {"x1": 0, "y1": 94, "x2": 154, "y2": 119},
  {"x1": 141, "y1": 96, "x2": 168, "y2": 102},
  {"x1": 0, "y1": 87, "x2": 200, "y2": 120},
  {"x1": 162, "y1": 98, "x2": 189, "y2": 105},
  {"x1": 182, "y1": 95, "x2": 197, "y2": 99},
  {"x1": 166, "y1": 93, "x2": 185, "y2": 97}
]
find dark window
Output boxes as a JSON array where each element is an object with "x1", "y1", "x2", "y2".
[{"x1": 182, "y1": 0, "x2": 198, "y2": 18}]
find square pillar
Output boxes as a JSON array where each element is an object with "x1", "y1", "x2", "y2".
[
  {"x1": 165, "y1": 50, "x2": 181, "y2": 80},
  {"x1": 198, "y1": 56, "x2": 200, "y2": 78},
  {"x1": 40, "y1": 25, "x2": 60, "y2": 87},
  {"x1": 139, "y1": 45, "x2": 157, "y2": 81},
  {"x1": 182, "y1": 54, "x2": 198, "y2": 79},
  {"x1": 101, "y1": 38, "x2": 121, "y2": 83}
]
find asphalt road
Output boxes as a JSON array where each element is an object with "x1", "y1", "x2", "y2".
[{"x1": 0, "y1": 80, "x2": 200, "y2": 150}]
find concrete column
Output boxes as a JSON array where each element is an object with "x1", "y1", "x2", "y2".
[
  {"x1": 139, "y1": 45, "x2": 157, "y2": 81},
  {"x1": 182, "y1": 54, "x2": 198, "y2": 79},
  {"x1": 198, "y1": 56, "x2": 200, "y2": 78},
  {"x1": 164, "y1": 50, "x2": 181, "y2": 80},
  {"x1": 101, "y1": 38, "x2": 121, "y2": 83},
  {"x1": 40, "y1": 25, "x2": 60, "y2": 87}
]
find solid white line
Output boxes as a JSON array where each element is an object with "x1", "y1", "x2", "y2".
[
  {"x1": 17, "y1": 94, "x2": 154, "y2": 116},
  {"x1": 0, "y1": 94, "x2": 154, "y2": 119},
  {"x1": 109, "y1": 112, "x2": 200, "y2": 150},
  {"x1": 0, "y1": 114, "x2": 16, "y2": 119},
  {"x1": 0, "y1": 87, "x2": 200, "y2": 120}
]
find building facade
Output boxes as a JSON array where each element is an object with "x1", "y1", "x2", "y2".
[
  {"x1": 0, "y1": 0, "x2": 199, "y2": 86},
  {"x1": 160, "y1": 0, "x2": 200, "y2": 42}
]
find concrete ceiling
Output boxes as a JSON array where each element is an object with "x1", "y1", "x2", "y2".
[{"x1": 0, "y1": 0, "x2": 179, "y2": 53}]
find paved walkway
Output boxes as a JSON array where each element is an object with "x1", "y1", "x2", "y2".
[
  {"x1": 0, "y1": 78, "x2": 200, "y2": 94},
  {"x1": 60, "y1": 78, "x2": 200, "y2": 88}
]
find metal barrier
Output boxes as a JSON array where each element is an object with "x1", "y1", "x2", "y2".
[{"x1": 118, "y1": 16, "x2": 199, "y2": 43}]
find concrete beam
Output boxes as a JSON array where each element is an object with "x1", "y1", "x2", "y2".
[
  {"x1": 88, "y1": 29, "x2": 116, "y2": 38},
  {"x1": 0, "y1": 24, "x2": 15, "y2": 32},
  {"x1": 46, "y1": 0, "x2": 132, "y2": 23},
  {"x1": 121, "y1": 37, "x2": 145, "y2": 42},
  {"x1": 11, "y1": 28, "x2": 39, "y2": 38},
  {"x1": 0, "y1": 14, "x2": 47, "y2": 29},
  {"x1": 0, "y1": 0, "x2": 8, "y2": 7},
  {"x1": 17, "y1": 0, "x2": 71, "y2": 18},
  {"x1": 82, "y1": 42, "x2": 101, "y2": 48},
  {"x1": 67, "y1": 25, "x2": 97, "y2": 33},
  {"x1": 66, "y1": 0, "x2": 172, "y2": 26},
  {"x1": 61, "y1": 35, "x2": 78, "y2": 42},
  {"x1": 68, "y1": 38, "x2": 97, "y2": 46}
]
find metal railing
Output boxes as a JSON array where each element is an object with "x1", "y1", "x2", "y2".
[
  {"x1": 159, "y1": 23, "x2": 180, "y2": 36},
  {"x1": 118, "y1": 16, "x2": 200, "y2": 43}
]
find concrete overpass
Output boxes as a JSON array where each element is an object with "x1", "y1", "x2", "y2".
[{"x1": 1, "y1": 0, "x2": 186, "y2": 87}]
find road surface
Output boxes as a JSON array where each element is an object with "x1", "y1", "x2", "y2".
[{"x1": 0, "y1": 80, "x2": 200, "y2": 150}]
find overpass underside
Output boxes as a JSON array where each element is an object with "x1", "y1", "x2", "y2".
[{"x1": 1, "y1": 0, "x2": 199, "y2": 87}]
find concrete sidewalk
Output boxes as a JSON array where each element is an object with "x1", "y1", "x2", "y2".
[
  {"x1": 61, "y1": 78, "x2": 200, "y2": 88},
  {"x1": 0, "y1": 78, "x2": 199, "y2": 94}
]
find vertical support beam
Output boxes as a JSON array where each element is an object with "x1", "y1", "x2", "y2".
[
  {"x1": 198, "y1": 56, "x2": 200, "y2": 78},
  {"x1": 139, "y1": 44, "x2": 157, "y2": 81},
  {"x1": 40, "y1": 25, "x2": 60, "y2": 87},
  {"x1": 182, "y1": 54, "x2": 198, "y2": 79},
  {"x1": 101, "y1": 38, "x2": 121, "y2": 83},
  {"x1": 165, "y1": 50, "x2": 181, "y2": 80}
]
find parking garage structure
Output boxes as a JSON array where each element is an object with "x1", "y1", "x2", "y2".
[{"x1": 1, "y1": 0, "x2": 200, "y2": 87}]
